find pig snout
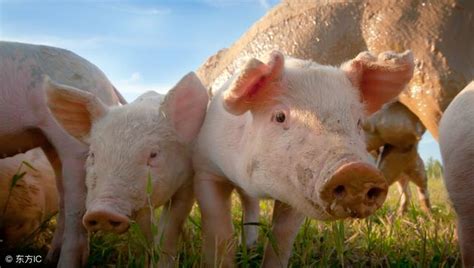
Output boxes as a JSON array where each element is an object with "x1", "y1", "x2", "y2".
[
  {"x1": 320, "y1": 162, "x2": 388, "y2": 219},
  {"x1": 83, "y1": 207, "x2": 130, "y2": 234}
]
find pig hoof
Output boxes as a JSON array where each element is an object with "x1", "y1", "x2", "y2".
[{"x1": 56, "y1": 234, "x2": 89, "y2": 267}]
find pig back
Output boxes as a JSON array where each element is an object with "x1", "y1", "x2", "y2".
[
  {"x1": 0, "y1": 149, "x2": 57, "y2": 231},
  {"x1": 197, "y1": 0, "x2": 366, "y2": 91},
  {"x1": 0, "y1": 41, "x2": 120, "y2": 107}
]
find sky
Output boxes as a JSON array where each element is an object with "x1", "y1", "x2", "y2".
[{"x1": 0, "y1": 0, "x2": 441, "y2": 161}]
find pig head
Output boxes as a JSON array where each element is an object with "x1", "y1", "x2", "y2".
[
  {"x1": 46, "y1": 72, "x2": 208, "y2": 234},
  {"x1": 363, "y1": 101, "x2": 425, "y2": 153}
]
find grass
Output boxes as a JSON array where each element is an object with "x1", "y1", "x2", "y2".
[
  {"x1": 86, "y1": 177, "x2": 459, "y2": 267},
  {"x1": 7, "y1": 174, "x2": 459, "y2": 267}
]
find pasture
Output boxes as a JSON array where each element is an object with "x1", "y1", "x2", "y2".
[{"x1": 10, "y1": 159, "x2": 459, "y2": 267}]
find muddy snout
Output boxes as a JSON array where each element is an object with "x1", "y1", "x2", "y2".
[
  {"x1": 320, "y1": 162, "x2": 388, "y2": 219},
  {"x1": 83, "y1": 205, "x2": 130, "y2": 234}
]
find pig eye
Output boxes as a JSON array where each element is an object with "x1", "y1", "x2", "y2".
[
  {"x1": 148, "y1": 151, "x2": 159, "y2": 167},
  {"x1": 274, "y1": 111, "x2": 286, "y2": 123}
]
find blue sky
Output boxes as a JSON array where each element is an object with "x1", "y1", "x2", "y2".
[{"x1": 0, "y1": 0, "x2": 441, "y2": 161}]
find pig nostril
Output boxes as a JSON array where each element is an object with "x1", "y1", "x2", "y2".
[
  {"x1": 333, "y1": 185, "x2": 346, "y2": 199},
  {"x1": 88, "y1": 220, "x2": 98, "y2": 226},
  {"x1": 109, "y1": 220, "x2": 123, "y2": 227},
  {"x1": 367, "y1": 187, "x2": 383, "y2": 201}
]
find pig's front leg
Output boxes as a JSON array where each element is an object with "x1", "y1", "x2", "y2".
[
  {"x1": 156, "y1": 183, "x2": 194, "y2": 267},
  {"x1": 42, "y1": 144, "x2": 65, "y2": 264},
  {"x1": 262, "y1": 200, "x2": 304, "y2": 268},
  {"x1": 237, "y1": 188, "x2": 260, "y2": 247},
  {"x1": 40, "y1": 122, "x2": 89, "y2": 268},
  {"x1": 194, "y1": 172, "x2": 235, "y2": 267}
]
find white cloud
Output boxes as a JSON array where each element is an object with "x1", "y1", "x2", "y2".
[
  {"x1": 127, "y1": 72, "x2": 142, "y2": 83},
  {"x1": 113, "y1": 72, "x2": 172, "y2": 102},
  {"x1": 258, "y1": 0, "x2": 270, "y2": 9}
]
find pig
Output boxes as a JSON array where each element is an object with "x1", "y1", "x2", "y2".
[
  {"x1": 45, "y1": 72, "x2": 208, "y2": 266},
  {"x1": 0, "y1": 148, "x2": 58, "y2": 246},
  {"x1": 373, "y1": 147, "x2": 430, "y2": 214},
  {"x1": 363, "y1": 101, "x2": 431, "y2": 213},
  {"x1": 0, "y1": 41, "x2": 125, "y2": 266},
  {"x1": 439, "y1": 81, "x2": 474, "y2": 267},
  {"x1": 193, "y1": 49, "x2": 415, "y2": 267}
]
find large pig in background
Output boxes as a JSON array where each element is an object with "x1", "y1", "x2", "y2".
[
  {"x1": 0, "y1": 41, "x2": 125, "y2": 266},
  {"x1": 439, "y1": 81, "x2": 474, "y2": 267},
  {"x1": 364, "y1": 102, "x2": 431, "y2": 213},
  {"x1": 197, "y1": 0, "x2": 474, "y2": 140},
  {"x1": 193, "y1": 49, "x2": 414, "y2": 267},
  {"x1": 46, "y1": 72, "x2": 208, "y2": 265},
  {"x1": 0, "y1": 148, "x2": 58, "y2": 246}
]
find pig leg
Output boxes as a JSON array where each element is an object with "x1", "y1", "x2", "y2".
[
  {"x1": 41, "y1": 144, "x2": 65, "y2": 263},
  {"x1": 262, "y1": 200, "x2": 304, "y2": 268},
  {"x1": 156, "y1": 183, "x2": 194, "y2": 267},
  {"x1": 134, "y1": 208, "x2": 153, "y2": 267},
  {"x1": 405, "y1": 156, "x2": 432, "y2": 213},
  {"x1": 445, "y1": 171, "x2": 474, "y2": 267},
  {"x1": 377, "y1": 145, "x2": 409, "y2": 185},
  {"x1": 457, "y1": 215, "x2": 474, "y2": 266},
  {"x1": 442, "y1": 157, "x2": 474, "y2": 267},
  {"x1": 39, "y1": 121, "x2": 89, "y2": 267},
  {"x1": 236, "y1": 188, "x2": 260, "y2": 247},
  {"x1": 396, "y1": 174, "x2": 411, "y2": 214},
  {"x1": 194, "y1": 172, "x2": 235, "y2": 267}
]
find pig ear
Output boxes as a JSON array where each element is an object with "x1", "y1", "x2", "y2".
[
  {"x1": 44, "y1": 76, "x2": 108, "y2": 142},
  {"x1": 223, "y1": 51, "x2": 284, "y2": 115},
  {"x1": 342, "y1": 50, "x2": 414, "y2": 115},
  {"x1": 163, "y1": 72, "x2": 209, "y2": 144}
]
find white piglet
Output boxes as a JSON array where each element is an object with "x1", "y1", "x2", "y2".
[
  {"x1": 193, "y1": 50, "x2": 414, "y2": 267},
  {"x1": 46, "y1": 72, "x2": 208, "y2": 265}
]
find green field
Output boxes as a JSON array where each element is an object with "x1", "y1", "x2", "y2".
[
  {"x1": 86, "y1": 175, "x2": 459, "y2": 267},
  {"x1": 8, "y1": 163, "x2": 459, "y2": 267}
]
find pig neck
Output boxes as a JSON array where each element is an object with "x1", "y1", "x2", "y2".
[{"x1": 203, "y1": 91, "x2": 261, "y2": 191}]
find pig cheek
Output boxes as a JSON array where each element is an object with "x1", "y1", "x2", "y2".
[{"x1": 84, "y1": 169, "x2": 99, "y2": 208}]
